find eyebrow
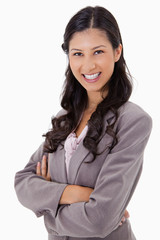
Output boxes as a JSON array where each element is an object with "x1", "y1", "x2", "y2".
[{"x1": 70, "y1": 45, "x2": 107, "y2": 52}]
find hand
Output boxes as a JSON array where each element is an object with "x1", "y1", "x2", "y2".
[
  {"x1": 119, "y1": 209, "x2": 130, "y2": 226},
  {"x1": 36, "y1": 155, "x2": 51, "y2": 181},
  {"x1": 36, "y1": 156, "x2": 129, "y2": 226},
  {"x1": 60, "y1": 185, "x2": 94, "y2": 205}
]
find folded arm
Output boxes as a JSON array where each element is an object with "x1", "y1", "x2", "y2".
[
  {"x1": 36, "y1": 154, "x2": 128, "y2": 226},
  {"x1": 42, "y1": 111, "x2": 152, "y2": 238},
  {"x1": 15, "y1": 108, "x2": 152, "y2": 238},
  {"x1": 14, "y1": 144, "x2": 68, "y2": 217}
]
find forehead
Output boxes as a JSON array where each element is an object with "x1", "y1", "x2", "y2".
[{"x1": 69, "y1": 28, "x2": 110, "y2": 50}]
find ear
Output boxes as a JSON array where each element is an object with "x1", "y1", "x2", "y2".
[{"x1": 114, "y1": 44, "x2": 122, "y2": 62}]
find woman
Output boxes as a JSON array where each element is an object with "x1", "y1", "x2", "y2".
[{"x1": 15, "y1": 6, "x2": 152, "y2": 240}]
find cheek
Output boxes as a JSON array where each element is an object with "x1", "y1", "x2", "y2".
[
  {"x1": 69, "y1": 58, "x2": 77, "y2": 71},
  {"x1": 101, "y1": 57, "x2": 115, "y2": 73},
  {"x1": 69, "y1": 59, "x2": 81, "y2": 78}
]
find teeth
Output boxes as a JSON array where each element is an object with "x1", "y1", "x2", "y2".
[{"x1": 84, "y1": 72, "x2": 100, "y2": 80}]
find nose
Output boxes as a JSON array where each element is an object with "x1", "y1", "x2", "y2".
[{"x1": 81, "y1": 56, "x2": 96, "y2": 73}]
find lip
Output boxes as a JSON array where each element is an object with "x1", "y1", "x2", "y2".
[{"x1": 82, "y1": 72, "x2": 101, "y2": 83}]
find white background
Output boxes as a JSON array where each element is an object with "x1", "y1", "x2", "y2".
[{"x1": 0, "y1": 0, "x2": 159, "y2": 239}]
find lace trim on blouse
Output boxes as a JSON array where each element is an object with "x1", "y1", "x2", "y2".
[{"x1": 64, "y1": 125, "x2": 88, "y2": 175}]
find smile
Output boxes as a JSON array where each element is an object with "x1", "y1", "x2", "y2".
[{"x1": 82, "y1": 72, "x2": 101, "y2": 83}]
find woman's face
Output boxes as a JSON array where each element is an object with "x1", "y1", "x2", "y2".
[{"x1": 69, "y1": 28, "x2": 122, "y2": 94}]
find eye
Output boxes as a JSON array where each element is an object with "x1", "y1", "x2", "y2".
[
  {"x1": 94, "y1": 50, "x2": 104, "y2": 55},
  {"x1": 73, "y1": 52, "x2": 83, "y2": 56}
]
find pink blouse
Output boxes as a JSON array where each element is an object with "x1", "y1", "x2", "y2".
[{"x1": 64, "y1": 125, "x2": 88, "y2": 175}]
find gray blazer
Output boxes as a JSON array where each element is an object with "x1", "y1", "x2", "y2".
[{"x1": 15, "y1": 101, "x2": 152, "y2": 240}]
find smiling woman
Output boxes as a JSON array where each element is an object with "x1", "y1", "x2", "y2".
[
  {"x1": 14, "y1": 6, "x2": 152, "y2": 240},
  {"x1": 69, "y1": 28, "x2": 122, "y2": 95}
]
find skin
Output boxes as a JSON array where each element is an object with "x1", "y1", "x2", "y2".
[
  {"x1": 69, "y1": 28, "x2": 122, "y2": 137},
  {"x1": 69, "y1": 28, "x2": 122, "y2": 110},
  {"x1": 36, "y1": 28, "x2": 128, "y2": 225},
  {"x1": 36, "y1": 156, "x2": 129, "y2": 225},
  {"x1": 36, "y1": 156, "x2": 93, "y2": 204}
]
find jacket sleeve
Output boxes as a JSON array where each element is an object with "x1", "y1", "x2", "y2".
[
  {"x1": 43, "y1": 109, "x2": 152, "y2": 238},
  {"x1": 14, "y1": 143, "x2": 68, "y2": 217}
]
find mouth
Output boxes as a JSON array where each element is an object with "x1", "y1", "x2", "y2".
[{"x1": 82, "y1": 72, "x2": 101, "y2": 83}]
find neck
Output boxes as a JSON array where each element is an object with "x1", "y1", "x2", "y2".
[{"x1": 86, "y1": 90, "x2": 108, "y2": 113}]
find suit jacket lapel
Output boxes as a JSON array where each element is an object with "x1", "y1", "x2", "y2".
[
  {"x1": 49, "y1": 143, "x2": 68, "y2": 184},
  {"x1": 49, "y1": 109, "x2": 115, "y2": 185},
  {"x1": 67, "y1": 110, "x2": 115, "y2": 184},
  {"x1": 67, "y1": 141, "x2": 91, "y2": 184}
]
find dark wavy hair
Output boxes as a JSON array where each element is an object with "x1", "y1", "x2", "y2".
[{"x1": 43, "y1": 6, "x2": 132, "y2": 158}]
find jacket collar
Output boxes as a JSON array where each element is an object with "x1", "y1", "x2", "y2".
[
  {"x1": 67, "y1": 110, "x2": 115, "y2": 184},
  {"x1": 50, "y1": 109, "x2": 115, "y2": 184}
]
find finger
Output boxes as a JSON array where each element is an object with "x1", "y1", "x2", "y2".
[
  {"x1": 119, "y1": 216, "x2": 125, "y2": 226},
  {"x1": 121, "y1": 216, "x2": 126, "y2": 223},
  {"x1": 47, "y1": 170, "x2": 51, "y2": 179},
  {"x1": 41, "y1": 155, "x2": 47, "y2": 178},
  {"x1": 119, "y1": 220, "x2": 123, "y2": 226},
  {"x1": 36, "y1": 162, "x2": 41, "y2": 176},
  {"x1": 124, "y1": 210, "x2": 130, "y2": 218},
  {"x1": 46, "y1": 158, "x2": 51, "y2": 181}
]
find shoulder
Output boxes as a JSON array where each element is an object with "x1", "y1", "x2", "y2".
[
  {"x1": 117, "y1": 101, "x2": 152, "y2": 132},
  {"x1": 119, "y1": 101, "x2": 152, "y2": 121}
]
